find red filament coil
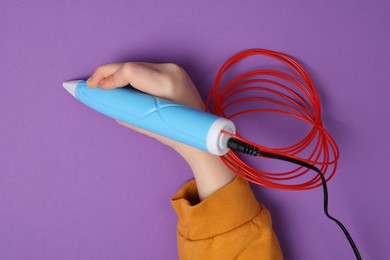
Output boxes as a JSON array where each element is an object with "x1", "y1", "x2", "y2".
[{"x1": 206, "y1": 49, "x2": 340, "y2": 190}]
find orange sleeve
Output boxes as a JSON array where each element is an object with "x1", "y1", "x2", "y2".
[{"x1": 170, "y1": 176, "x2": 284, "y2": 260}]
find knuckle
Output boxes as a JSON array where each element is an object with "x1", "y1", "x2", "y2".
[
  {"x1": 94, "y1": 66, "x2": 105, "y2": 75},
  {"x1": 161, "y1": 63, "x2": 186, "y2": 93},
  {"x1": 122, "y1": 62, "x2": 137, "y2": 78},
  {"x1": 166, "y1": 63, "x2": 184, "y2": 74}
]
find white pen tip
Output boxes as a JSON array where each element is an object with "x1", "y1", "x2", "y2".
[{"x1": 62, "y1": 80, "x2": 82, "y2": 97}]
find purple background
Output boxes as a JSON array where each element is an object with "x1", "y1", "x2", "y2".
[{"x1": 1, "y1": 0, "x2": 389, "y2": 259}]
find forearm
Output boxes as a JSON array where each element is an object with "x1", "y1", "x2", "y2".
[{"x1": 175, "y1": 145, "x2": 236, "y2": 201}]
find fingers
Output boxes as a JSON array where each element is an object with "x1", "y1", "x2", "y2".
[
  {"x1": 116, "y1": 62, "x2": 181, "y2": 98},
  {"x1": 93, "y1": 62, "x2": 173, "y2": 98},
  {"x1": 87, "y1": 62, "x2": 160, "y2": 92},
  {"x1": 99, "y1": 62, "x2": 160, "y2": 91},
  {"x1": 87, "y1": 63, "x2": 123, "y2": 88},
  {"x1": 98, "y1": 67, "x2": 131, "y2": 90},
  {"x1": 87, "y1": 62, "x2": 190, "y2": 103}
]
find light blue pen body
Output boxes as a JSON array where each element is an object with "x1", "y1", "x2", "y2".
[{"x1": 63, "y1": 80, "x2": 235, "y2": 155}]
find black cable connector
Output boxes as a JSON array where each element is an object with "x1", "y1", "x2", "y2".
[
  {"x1": 226, "y1": 137, "x2": 362, "y2": 260},
  {"x1": 227, "y1": 138, "x2": 259, "y2": 156}
]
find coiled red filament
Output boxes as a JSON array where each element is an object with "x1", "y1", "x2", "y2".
[{"x1": 206, "y1": 49, "x2": 340, "y2": 190}]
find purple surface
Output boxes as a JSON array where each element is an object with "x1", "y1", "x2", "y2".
[{"x1": 1, "y1": 0, "x2": 389, "y2": 259}]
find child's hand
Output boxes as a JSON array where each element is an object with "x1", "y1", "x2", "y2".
[
  {"x1": 87, "y1": 62, "x2": 235, "y2": 200},
  {"x1": 86, "y1": 62, "x2": 205, "y2": 152}
]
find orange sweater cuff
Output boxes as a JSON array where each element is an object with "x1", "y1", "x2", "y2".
[{"x1": 170, "y1": 176, "x2": 262, "y2": 240}]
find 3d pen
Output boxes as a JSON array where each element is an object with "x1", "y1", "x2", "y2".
[{"x1": 63, "y1": 80, "x2": 235, "y2": 155}]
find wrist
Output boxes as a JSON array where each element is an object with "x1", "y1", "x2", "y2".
[
  {"x1": 174, "y1": 145, "x2": 236, "y2": 201},
  {"x1": 173, "y1": 144, "x2": 210, "y2": 162}
]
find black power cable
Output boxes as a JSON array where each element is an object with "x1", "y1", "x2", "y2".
[{"x1": 227, "y1": 138, "x2": 362, "y2": 260}]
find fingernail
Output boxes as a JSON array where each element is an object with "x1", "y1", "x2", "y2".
[{"x1": 86, "y1": 78, "x2": 92, "y2": 87}]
